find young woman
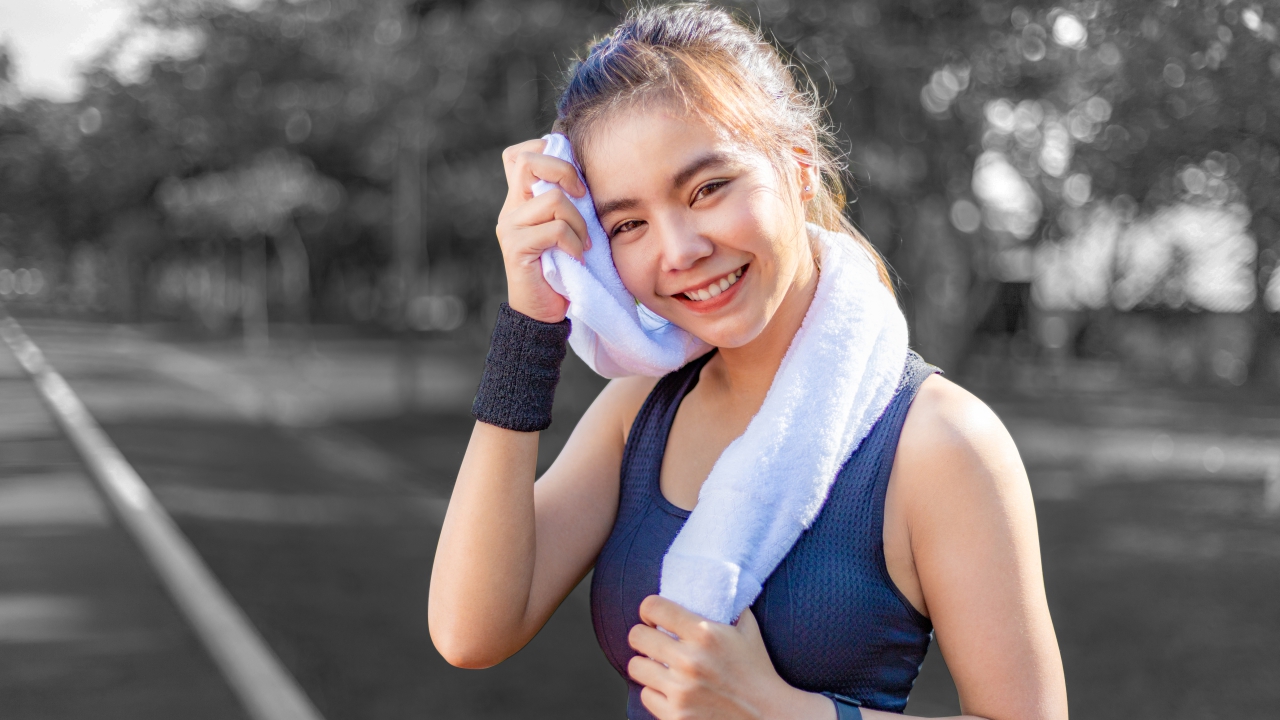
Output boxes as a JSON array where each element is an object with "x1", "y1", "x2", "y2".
[{"x1": 429, "y1": 6, "x2": 1067, "y2": 720}]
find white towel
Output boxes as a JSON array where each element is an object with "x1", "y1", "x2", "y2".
[
  {"x1": 535, "y1": 133, "x2": 909, "y2": 625},
  {"x1": 533, "y1": 134, "x2": 709, "y2": 378}
]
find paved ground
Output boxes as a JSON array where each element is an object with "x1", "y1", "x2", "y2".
[
  {"x1": 2, "y1": 319, "x2": 624, "y2": 719},
  {"x1": 3, "y1": 316, "x2": 1279, "y2": 718},
  {"x1": 0, "y1": 324, "x2": 246, "y2": 719}
]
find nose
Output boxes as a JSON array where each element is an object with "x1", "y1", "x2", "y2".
[{"x1": 654, "y1": 214, "x2": 714, "y2": 274}]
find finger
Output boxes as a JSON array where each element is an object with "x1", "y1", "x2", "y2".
[
  {"x1": 513, "y1": 189, "x2": 591, "y2": 251},
  {"x1": 500, "y1": 140, "x2": 545, "y2": 195},
  {"x1": 638, "y1": 595, "x2": 708, "y2": 639},
  {"x1": 639, "y1": 685, "x2": 674, "y2": 720},
  {"x1": 628, "y1": 622, "x2": 680, "y2": 665},
  {"x1": 557, "y1": 191, "x2": 593, "y2": 252},
  {"x1": 627, "y1": 654, "x2": 672, "y2": 691},
  {"x1": 506, "y1": 150, "x2": 587, "y2": 200},
  {"x1": 552, "y1": 219, "x2": 588, "y2": 264},
  {"x1": 501, "y1": 138, "x2": 547, "y2": 166},
  {"x1": 501, "y1": 141, "x2": 546, "y2": 201},
  {"x1": 508, "y1": 191, "x2": 591, "y2": 253},
  {"x1": 507, "y1": 219, "x2": 584, "y2": 265}
]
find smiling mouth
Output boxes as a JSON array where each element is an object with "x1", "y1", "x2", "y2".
[{"x1": 679, "y1": 265, "x2": 747, "y2": 302}]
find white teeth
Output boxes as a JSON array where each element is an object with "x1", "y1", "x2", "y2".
[{"x1": 682, "y1": 266, "x2": 745, "y2": 302}]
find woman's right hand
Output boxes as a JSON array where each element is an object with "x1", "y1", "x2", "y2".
[{"x1": 495, "y1": 139, "x2": 592, "y2": 324}]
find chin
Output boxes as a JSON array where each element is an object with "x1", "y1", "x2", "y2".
[{"x1": 678, "y1": 311, "x2": 768, "y2": 349}]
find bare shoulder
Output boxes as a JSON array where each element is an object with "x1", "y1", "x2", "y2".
[
  {"x1": 899, "y1": 374, "x2": 1014, "y2": 452},
  {"x1": 893, "y1": 374, "x2": 1030, "y2": 522},
  {"x1": 890, "y1": 380, "x2": 1066, "y2": 718}
]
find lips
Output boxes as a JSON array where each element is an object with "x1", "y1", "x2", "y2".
[
  {"x1": 670, "y1": 264, "x2": 749, "y2": 314},
  {"x1": 679, "y1": 266, "x2": 745, "y2": 302}
]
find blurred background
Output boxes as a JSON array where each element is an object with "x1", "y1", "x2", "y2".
[{"x1": 0, "y1": 0, "x2": 1278, "y2": 718}]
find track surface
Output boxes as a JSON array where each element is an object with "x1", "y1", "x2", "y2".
[{"x1": 3, "y1": 317, "x2": 1279, "y2": 718}]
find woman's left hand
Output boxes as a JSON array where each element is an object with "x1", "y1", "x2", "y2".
[{"x1": 627, "y1": 595, "x2": 834, "y2": 720}]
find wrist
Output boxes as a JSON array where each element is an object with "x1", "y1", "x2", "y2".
[
  {"x1": 504, "y1": 260, "x2": 569, "y2": 324},
  {"x1": 764, "y1": 685, "x2": 835, "y2": 720},
  {"x1": 506, "y1": 294, "x2": 567, "y2": 325},
  {"x1": 819, "y1": 692, "x2": 863, "y2": 720}
]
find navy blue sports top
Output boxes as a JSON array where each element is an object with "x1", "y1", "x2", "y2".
[{"x1": 590, "y1": 350, "x2": 939, "y2": 719}]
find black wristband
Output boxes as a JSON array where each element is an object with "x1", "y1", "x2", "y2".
[{"x1": 471, "y1": 303, "x2": 571, "y2": 432}]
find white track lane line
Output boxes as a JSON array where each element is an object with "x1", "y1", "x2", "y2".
[{"x1": 0, "y1": 315, "x2": 324, "y2": 720}]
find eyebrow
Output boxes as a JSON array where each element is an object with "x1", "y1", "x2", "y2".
[
  {"x1": 594, "y1": 151, "x2": 734, "y2": 220},
  {"x1": 594, "y1": 196, "x2": 641, "y2": 220},
  {"x1": 672, "y1": 151, "x2": 733, "y2": 189}
]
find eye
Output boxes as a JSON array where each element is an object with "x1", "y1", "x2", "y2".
[
  {"x1": 693, "y1": 180, "x2": 728, "y2": 203},
  {"x1": 611, "y1": 219, "x2": 644, "y2": 238}
]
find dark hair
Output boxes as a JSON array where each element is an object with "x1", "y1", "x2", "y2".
[{"x1": 553, "y1": 3, "x2": 892, "y2": 291}]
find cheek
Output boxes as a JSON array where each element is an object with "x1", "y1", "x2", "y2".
[
  {"x1": 612, "y1": 243, "x2": 661, "y2": 302},
  {"x1": 727, "y1": 190, "x2": 803, "y2": 277},
  {"x1": 726, "y1": 184, "x2": 798, "y2": 250}
]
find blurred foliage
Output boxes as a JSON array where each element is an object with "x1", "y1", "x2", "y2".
[
  {"x1": 0, "y1": 0, "x2": 1278, "y2": 377},
  {"x1": 0, "y1": 0, "x2": 619, "y2": 327},
  {"x1": 713, "y1": 0, "x2": 1280, "y2": 370}
]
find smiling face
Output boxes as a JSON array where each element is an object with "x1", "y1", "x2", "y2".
[{"x1": 577, "y1": 105, "x2": 817, "y2": 349}]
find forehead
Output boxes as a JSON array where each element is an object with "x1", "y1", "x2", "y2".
[{"x1": 576, "y1": 105, "x2": 759, "y2": 199}]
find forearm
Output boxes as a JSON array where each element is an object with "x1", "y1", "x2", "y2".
[
  {"x1": 771, "y1": 686, "x2": 989, "y2": 720},
  {"x1": 862, "y1": 710, "x2": 986, "y2": 720},
  {"x1": 428, "y1": 421, "x2": 541, "y2": 667},
  {"x1": 430, "y1": 299, "x2": 572, "y2": 665}
]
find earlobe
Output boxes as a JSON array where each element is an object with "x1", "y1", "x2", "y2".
[
  {"x1": 792, "y1": 146, "x2": 816, "y2": 202},
  {"x1": 800, "y1": 176, "x2": 816, "y2": 202}
]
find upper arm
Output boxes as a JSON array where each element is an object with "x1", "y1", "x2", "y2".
[
  {"x1": 895, "y1": 376, "x2": 1067, "y2": 720},
  {"x1": 524, "y1": 375, "x2": 657, "y2": 625}
]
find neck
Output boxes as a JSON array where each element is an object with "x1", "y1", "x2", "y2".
[{"x1": 709, "y1": 250, "x2": 819, "y2": 400}]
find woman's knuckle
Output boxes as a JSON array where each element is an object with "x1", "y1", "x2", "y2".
[
  {"x1": 672, "y1": 647, "x2": 703, "y2": 672},
  {"x1": 673, "y1": 686, "x2": 703, "y2": 715}
]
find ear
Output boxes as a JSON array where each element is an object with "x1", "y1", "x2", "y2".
[{"x1": 792, "y1": 146, "x2": 817, "y2": 202}]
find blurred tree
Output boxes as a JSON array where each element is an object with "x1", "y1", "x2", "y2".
[
  {"x1": 724, "y1": 0, "x2": 1280, "y2": 375},
  {"x1": 61, "y1": 0, "x2": 617, "y2": 328},
  {"x1": 2, "y1": 0, "x2": 1277, "y2": 384},
  {"x1": 158, "y1": 149, "x2": 341, "y2": 347},
  {"x1": 0, "y1": 42, "x2": 12, "y2": 87}
]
